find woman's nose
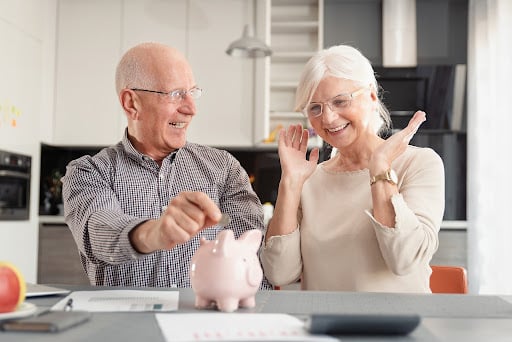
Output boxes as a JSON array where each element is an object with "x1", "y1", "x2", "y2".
[{"x1": 321, "y1": 104, "x2": 338, "y2": 122}]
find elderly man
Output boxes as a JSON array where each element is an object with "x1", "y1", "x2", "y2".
[{"x1": 62, "y1": 42, "x2": 270, "y2": 289}]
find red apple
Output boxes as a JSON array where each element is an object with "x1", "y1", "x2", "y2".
[{"x1": 0, "y1": 261, "x2": 26, "y2": 313}]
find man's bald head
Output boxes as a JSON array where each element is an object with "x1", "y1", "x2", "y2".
[{"x1": 115, "y1": 42, "x2": 189, "y2": 94}]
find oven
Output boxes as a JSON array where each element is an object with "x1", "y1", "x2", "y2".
[{"x1": 0, "y1": 150, "x2": 31, "y2": 220}]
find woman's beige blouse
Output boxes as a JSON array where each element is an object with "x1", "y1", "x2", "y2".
[{"x1": 260, "y1": 146, "x2": 445, "y2": 293}]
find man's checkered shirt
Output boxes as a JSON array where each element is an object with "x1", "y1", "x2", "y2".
[{"x1": 61, "y1": 133, "x2": 271, "y2": 289}]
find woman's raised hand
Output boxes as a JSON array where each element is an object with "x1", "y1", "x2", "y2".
[
  {"x1": 370, "y1": 111, "x2": 426, "y2": 171},
  {"x1": 278, "y1": 124, "x2": 319, "y2": 183}
]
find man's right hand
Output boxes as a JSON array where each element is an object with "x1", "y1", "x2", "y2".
[{"x1": 129, "y1": 191, "x2": 222, "y2": 253}]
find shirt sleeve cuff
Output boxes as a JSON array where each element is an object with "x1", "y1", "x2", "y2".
[
  {"x1": 120, "y1": 218, "x2": 151, "y2": 260},
  {"x1": 88, "y1": 211, "x2": 149, "y2": 263},
  {"x1": 365, "y1": 193, "x2": 420, "y2": 233},
  {"x1": 263, "y1": 226, "x2": 300, "y2": 250}
]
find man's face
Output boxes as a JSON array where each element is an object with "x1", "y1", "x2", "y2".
[{"x1": 131, "y1": 56, "x2": 198, "y2": 160}]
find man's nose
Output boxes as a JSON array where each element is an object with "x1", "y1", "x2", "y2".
[{"x1": 178, "y1": 96, "x2": 196, "y2": 115}]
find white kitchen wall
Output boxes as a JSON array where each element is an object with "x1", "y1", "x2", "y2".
[
  {"x1": 0, "y1": 0, "x2": 57, "y2": 282},
  {"x1": 52, "y1": 0, "x2": 255, "y2": 147}
]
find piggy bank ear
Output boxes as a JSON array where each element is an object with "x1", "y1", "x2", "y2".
[
  {"x1": 239, "y1": 229, "x2": 263, "y2": 253},
  {"x1": 215, "y1": 229, "x2": 235, "y2": 257}
]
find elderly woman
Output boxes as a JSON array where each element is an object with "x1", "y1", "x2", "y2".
[{"x1": 260, "y1": 45, "x2": 445, "y2": 293}]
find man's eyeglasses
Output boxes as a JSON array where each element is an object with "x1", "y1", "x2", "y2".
[
  {"x1": 130, "y1": 87, "x2": 203, "y2": 103},
  {"x1": 303, "y1": 86, "x2": 369, "y2": 118}
]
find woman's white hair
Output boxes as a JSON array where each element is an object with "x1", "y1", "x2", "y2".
[{"x1": 295, "y1": 44, "x2": 391, "y2": 136}]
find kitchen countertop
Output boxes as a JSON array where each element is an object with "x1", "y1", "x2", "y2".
[
  {"x1": 39, "y1": 215, "x2": 467, "y2": 230},
  {"x1": 39, "y1": 215, "x2": 66, "y2": 224}
]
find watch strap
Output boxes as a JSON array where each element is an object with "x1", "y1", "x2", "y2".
[{"x1": 370, "y1": 169, "x2": 397, "y2": 186}]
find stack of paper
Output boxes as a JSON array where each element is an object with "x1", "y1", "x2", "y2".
[
  {"x1": 155, "y1": 313, "x2": 336, "y2": 341},
  {"x1": 51, "y1": 290, "x2": 179, "y2": 312}
]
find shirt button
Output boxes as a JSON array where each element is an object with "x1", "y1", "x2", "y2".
[
  {"x1": 162, "y1": 205, "x2": 168, "y2": 211},
  {"x1": 109, "y1": 257, "x2": 114, "y2": 262},
  {"x1": 131, "y1": 254, "x2": 137, "y2": 260},
  {"x1": 170, "y1": 284, "x2": 177, "y2": 288},
  {"x1": 159, "y1": 173, "x2": 164, "y2": 179}
]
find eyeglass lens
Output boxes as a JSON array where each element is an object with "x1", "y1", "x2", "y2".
[
  {"x1": 170, "y1": 88, "x2": 202, "y2": 101},
  {"x1": 307, "y1": 94, "x2": 351, "y2": 117}
]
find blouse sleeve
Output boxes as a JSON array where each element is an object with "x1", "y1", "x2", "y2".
[
  {"x1": 365, "y1": 147, "x2": 445, "y2": 275},
  {"x1": 260, "y1": 228, "x2": 302, "y2": 286}
]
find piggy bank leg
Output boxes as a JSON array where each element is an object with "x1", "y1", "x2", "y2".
[
  {"x1": 195, "y1": 296, "x2": 213, "y2": 309},
  {"x1": 216, "y1": 298, "x2": 239, "y2": 313},
  {"x1": 239, "y1": 296, "x2": 256, "y2": 308}
]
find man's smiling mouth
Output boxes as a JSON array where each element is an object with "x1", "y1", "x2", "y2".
[{"x1": 170, "y1": 122, "x2": 186, "y2": 128}]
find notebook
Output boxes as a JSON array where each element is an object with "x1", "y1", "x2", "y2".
[{"x1": 25, "y1": 283, "x2": 70, "y2": 297}]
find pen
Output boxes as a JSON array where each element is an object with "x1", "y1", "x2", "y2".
[{"x1": 64, "y1": 298, "x2": 73, "y2": 311}]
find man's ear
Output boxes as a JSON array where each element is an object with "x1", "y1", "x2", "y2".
[{"x1": 120, "y1": 89, "x2": 139, "y2": 120}]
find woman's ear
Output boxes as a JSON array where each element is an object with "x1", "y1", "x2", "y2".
[
  {"x1": 119, "y1": 89, "x2": 139, "y2": 120},
  {"x1": 369, "y1": 86, "x2": 379, "y2": 112},
  {"x1": 370, "y1": 86, "x2": 378, "y2": 102}
]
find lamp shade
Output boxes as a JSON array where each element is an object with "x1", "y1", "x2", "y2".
[{"x1": 226, "y1": 24, "x2": 272, "y2": 58}]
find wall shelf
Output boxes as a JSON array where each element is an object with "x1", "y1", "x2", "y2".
[
  {"x1": 271, "y1": 21, "x2": 320, "y2": 33},
  {"x1": 270, "y1": 111, "x2": 304, "y2": 120},
  {"x1": 259, "y1": 0, "x2": 324, "y2": 141}
]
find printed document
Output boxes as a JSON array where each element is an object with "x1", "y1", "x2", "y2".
[
  {"x1": 155, "y1": 313, "x2": 336, "y2": 341},
  {"x1": 51, "y1": 290, "x2": 179, "y2": 312}
]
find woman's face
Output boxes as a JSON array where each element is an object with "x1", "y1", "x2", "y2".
[{"x1": 306, "y1": 76, "x2": 378, "y2": 150}]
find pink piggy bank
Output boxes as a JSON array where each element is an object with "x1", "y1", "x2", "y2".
[{"x1": 190, "y1": 229, "x2": 263, "y2": 312}]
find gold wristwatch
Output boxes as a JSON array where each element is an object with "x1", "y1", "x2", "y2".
[{"x1": 370, "y1": 168, "x2": 398, "y2": 186}]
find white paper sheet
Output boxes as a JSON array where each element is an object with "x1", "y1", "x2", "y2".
[
  {"x1": 155, "y1": 313, "x2": 336, "y2": 341},
  {"x1": 51, "y1": 290, "x2": 179, "y2": 312}
]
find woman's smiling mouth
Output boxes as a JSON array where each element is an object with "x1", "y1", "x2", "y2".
[{"x1": 326, "y1": 122, "x2": 349, "y2": 133}]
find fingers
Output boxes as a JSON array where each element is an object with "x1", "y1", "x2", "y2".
[
  {"x1": 409, "y1": 111, "x2": 426, "y2": 133},
  {"x1": 309, "y1": 147, "x2": 320, "y2": 164},
  {"x1": 277, "y1": 128, "x2": 286, "y2": 147},
  {"x1": 402, "y1": 111, "x2": 426, "y2": 142},
  {"x1": 159, "y1": 192, "x2": 222, "y2": 246},
  {"x1": 282, "y1": 124, "x2": 309, "y2": 149},
  {"x1": 284, "y1": 125, "x2": 295, "y2": 146},
  {"x1": 182, "y1": 191, "x2": 222, "y2": 224},
  {"x1": 300, "y1": 129, "x2": 311, "y2": 152}
]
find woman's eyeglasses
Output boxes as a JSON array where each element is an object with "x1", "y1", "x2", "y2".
[{"x1": 303, "y1": 86, "x2": 369, "y2": 118}]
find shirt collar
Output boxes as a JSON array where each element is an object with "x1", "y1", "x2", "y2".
[{"x1": 121, "y1": 128, "x2": 181, "y2": 163}]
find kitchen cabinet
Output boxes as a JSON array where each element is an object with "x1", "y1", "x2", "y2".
[
  {"x1": 53, "y1": 0, "x2": 124, "y2": 146},
  {"x1": 53, "y1": 0, "x2": 256, "y2": 147},
  {"x1": 323, "y1": 0, "x2": 468, "y2": 66},
  {"x1": 38, "y1": 222, "x2": 90, "y2": 285},
  {"x1": 256, "y1": 0, "x2": 324, "y2": 146},
  {"x1": 186, "y1": 0, "x2": 255, "y2": 147}
]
